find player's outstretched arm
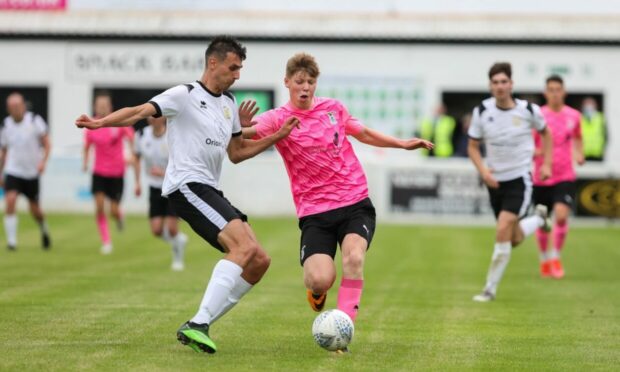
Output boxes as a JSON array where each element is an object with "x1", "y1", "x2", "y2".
[
  {"x1": 352, "y1": 126, "x2": 434, "y2": 151},
  {"x1": 227, "y1": 116, "x2": 299, "y2": 163},
  {"x1": 75, "y1": 103, "x2": 157, "y2": 130}
]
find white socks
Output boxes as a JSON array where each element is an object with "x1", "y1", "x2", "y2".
[
  {"x1": 483, "y1": 241, "x2": 512, "y2": 296},
  {"x1": 4, "y1": 214, "x2": 18, "y2": 247},
  {"x1": 519, "y1": 215, "x2": 543, "y2": 237},
  {"x1": 210, "y1": 276, "x2": 253, "y2": 324},
  {"x1": 191, "y1": 259, "x2": 244, "y2": 325}
]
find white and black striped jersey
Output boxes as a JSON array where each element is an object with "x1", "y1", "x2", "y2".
[
  {"x1": 1, "y1": 112, "x2": 48, "y2": 179},
  {"x1": 135, "y1": 126, "x2": 168, "y2": 189},
  {"x1": 468, "y1": 97, "x2": 546, "y2": 182},
  {"x1": 149, "y1": 81, "x2": 241, "y2": 196}
]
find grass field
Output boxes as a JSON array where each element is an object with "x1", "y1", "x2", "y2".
[{"x1": 0, "y1": 214, "x2": 619, "y2": 371}]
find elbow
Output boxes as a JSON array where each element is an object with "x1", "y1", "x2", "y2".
[{"x1": 228, "y1": 152, "x2": 244, "y2": 164}]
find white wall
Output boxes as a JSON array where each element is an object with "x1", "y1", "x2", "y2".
[{"x1": 0, "y1": 40, "x2": 618, "y2": 216}]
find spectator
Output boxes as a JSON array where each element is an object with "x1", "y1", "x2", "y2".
[
  {"x1": 418, "y1": 103, "x2": 456, "y2": 157},
  {"x1": 580, "y1": 97, "x2": 606, "y2": 161}
]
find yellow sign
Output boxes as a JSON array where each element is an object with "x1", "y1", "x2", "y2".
[{"x1": 578, "y1": 180, "x2": 620, "y2": 218}]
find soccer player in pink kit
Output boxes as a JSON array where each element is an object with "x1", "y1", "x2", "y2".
[
  {"x1": 533, "y1": 75, "x2": 584, "y2": 278},
  {"x1": 83, "y1": 92, "x2": 138, "y2": 254},
  {"x1": 241, "y1": 53, "x2": 433, "y2": 327}
]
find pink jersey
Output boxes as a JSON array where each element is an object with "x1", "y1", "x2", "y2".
[
  {"x1": 533, "y1": 105, "x2": 582, "y2": 186},
  {"x1": 254, "y1": 97, "x2": 369, "y2": 218},
  {"x1": 85, "y1": 126, "x2": 134, "y2": 177}
]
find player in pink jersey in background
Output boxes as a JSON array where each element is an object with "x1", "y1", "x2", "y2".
[
  {"x1": 241, "y1": 53, "x2": 433, "y2": 331},
  {"x1": 533, "y1": 75, "x2": 584, "y2": 278},
  {"x1": 83, "y1": 91, "x2": 138, "y2": 254}
]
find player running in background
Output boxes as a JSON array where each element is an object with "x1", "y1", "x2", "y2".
[
  {"x1": 533, "y1": 75, "x2": 584, "y2": 279},
  {"x1": 83, "y1": 91, "x2": 138, "y2": 255},
  {"x1": 468, "y1": 62, "x2": 553, "y2": 302},
  {"x1": 76, "y1": 36, "x2": 299, "y2": 354},
  {"x1": 241, "y1": 53, "x2": 433, "y2": 325},
  {"x1": 134, "y1": 116, "x2": 188, "y2": 271},
  {"x1": 0, "y1": 92, "x2": 51, "y2": 251}
]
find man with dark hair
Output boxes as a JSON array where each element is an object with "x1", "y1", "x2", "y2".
[
  {"x1": 0, "y1": 92, "x2": 51, "y2": 251},
  {"x1": 76, "y1": 36, "x2": 299, "y2": 354},
  {"x1": 468, "y1": 62, "x2": 553, "y2": 302},
  {"x1": 533, "y1": 75, "x2": 584, "y2": 278}
]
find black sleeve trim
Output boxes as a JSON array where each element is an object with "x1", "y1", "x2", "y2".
[
  {"x1": 231, "y1": 131, "x2": 242, "y2": 137},
  {"x1": 477, "y1": 103, "x2": 486, "y2": 115},
  {"x1": 526, "y1": 101, "x2": 534, "y2": 115},
  {"x1": 223, "y1": 90, "x2": 235, "y2": 101},
  {"x1": 149, "y1": 101, "x2": 162, "y2": 118},
  {"x1": 184, "y1": 84, "x2": 194, "y2": 93}
]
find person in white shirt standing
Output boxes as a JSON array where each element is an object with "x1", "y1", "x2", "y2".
[
  {"x1": 468, "y1": 62, "x2": 553, "y2": 302},
  {"x1": 0, "y1": 92, "x2": 51, "y2": 251},
  {"x1": 134, "y1": 115, "x2": 188, "y2": 271}
]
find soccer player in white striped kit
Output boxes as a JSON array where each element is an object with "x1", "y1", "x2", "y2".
[
  {"x1": 76, "y1": 36, "x2": 299, "y2": 353},
  {"x1": 468, "y1": 62, "x2": 553, "y2": 302},
  {"x1": 0, "y1": 92, "x2": 51, "y2": 251},
  {"x1": 134, "y1": 115, "x2": 188, "y2": 271}
]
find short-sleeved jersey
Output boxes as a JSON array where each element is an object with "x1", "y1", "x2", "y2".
[
  {"x1": 533, "y1": 105, "x2": 582, "y2": 186},
  {"x1": 149, "y1": 81, "x2": 241, "y2": 196},
  {"x1": 468, "y1": 98, "x2": 546, "y2": 182},
  {"x1": 135, "y1": 126, "x2": 169, "y2": 189},
  {"x1": 253, "y1": 97, "x2": 368, "y2": 218},
  {"x1": 1, "y1": 112, "x2": 48, "y2": 179},
  {"x1": 85, "y1": 126, "x2": 134, "y2": 177}
]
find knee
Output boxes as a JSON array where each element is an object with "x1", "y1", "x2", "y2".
[
  {"x1": 342, "y1": 248, "x2": 365, "y2": 271},
  {"x1": 152, "y1": 227, "x2": 163, "y2": 237},
  {"x1": 305, "y1": 270, "x2": 335, "y2": 294},
  {"x1": 231, "y1": 241, "x2": 260, "y2": 266}
]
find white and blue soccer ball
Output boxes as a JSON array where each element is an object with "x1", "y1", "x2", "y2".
[{"x1": 312, "y1": 309, "x2": 354, "y2": 351}]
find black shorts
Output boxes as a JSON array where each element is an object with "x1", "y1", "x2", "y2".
[
  {"x1": 167, "y1": 183, "x2": 247, "y2": 252},
  {"x1": 92, "y1": 174, "x2": 124, "y2": 202},
  {"x1": 533, "y1": 181, "x2": 576, "y2": 212},
  {"x1": 149, "y1": 186, "x2": 177, "y2": 218},
  {"x1": 298, "y1": 198, "x2": 376, "y2": 266},
  {"x1": 487, "y1": 174, "x2": 532, "y2": 219},
  {"x1": 4, "y1": 174, "x2": 39, "y2": 202}
]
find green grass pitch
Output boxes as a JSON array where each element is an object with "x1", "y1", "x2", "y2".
[{"x1": 0, "y1": 214, "x2": 619, "y2": 371}]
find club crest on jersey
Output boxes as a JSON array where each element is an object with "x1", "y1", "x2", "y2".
[
  {"x1": 327, "y1": 112, "x2": 337, "y2": 125},
  {"x1": 223, "y1": 106, "x2": 232, "y2": 120},
  {"x1": 512, "y1": 116, "x2": 522, "y2": 126}
]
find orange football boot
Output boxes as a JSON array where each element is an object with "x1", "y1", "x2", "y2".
[
  {"x1": 550, "y1": 258, "x2": 565, "y2": 279},
  {"x1": 540, "y1": 260, "x2": 553, "y2": 278},
  {"x1": 307, "y1": 289, "x2": 327, "y2": 312}
]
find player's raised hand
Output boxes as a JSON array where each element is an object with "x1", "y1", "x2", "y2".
[
  {"x1": 239, "y1": 100, "x2": 260, "y2": 127},
  {"x1": 75, "y1": 114, "x2": 102, "y2": 130},
  {"x1": 402, "y1": 138, "x2": 434, "y2": 151},
  {"x1": 482, "y1": 167, "x2": 499, "y2": 189},
  {"x1": 276, "y1": 116, "x2": 300, "y2": 139}
]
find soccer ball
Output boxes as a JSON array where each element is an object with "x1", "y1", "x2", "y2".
[{"x1": 312, "y1": 309, "x2": 354, "y2": 351}]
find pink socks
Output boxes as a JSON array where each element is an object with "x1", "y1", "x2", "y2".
[
  {"x1": 553, "y1": 222, "x2": 568, "y2": 251},
  {"x1": 96, "y1": 213, "x2": 110, "y2": 244},
  {"x1": 337, "y1": 278, "x2": 363, "y2": 322},
  {"x1": 536, "y1": 228, "x2": 549, "y2": 254}
]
